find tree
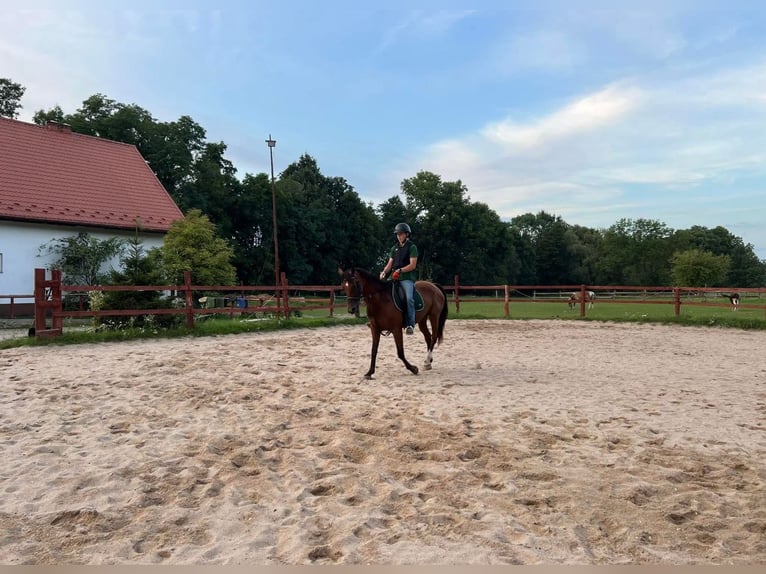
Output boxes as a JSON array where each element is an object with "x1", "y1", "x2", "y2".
[
  {"x1": 598, "y1": 219, "x2": 674, "y2": 285},
  {"x1": 33, "y1": 93, "x2": 207, "y2": 200},
  {"x1": 230, "y1": 172, "x2": 274, "y2": 285},
  {"x1": 670, "y1": 249, "x2": 731, "y2": 287},
  {"x1": 100, "y1": 234, "x2": 179, "y2": 329},
  {"x1": 278, "y1": 154, "x2": 384, "y2": 284},
  {"x1": 566, "y1": 225, "x2": 603, "y2": 284},
  {"x1": 38, "y1": 232, "x2": 125, "y2": 285},
  {"x1": 0, "y1": 78, "x2": 25, "y2": 119},
  {"x1": 159, "y1": 209, "x2": 236, "y2": 286},
  {"x1": 397, "y1": 170, "x2": 517, "y2": 285},
  {"x1": 672, "y1": 225, "x2": 766, "y2": 286},
  {"x1": 509, "y1": 211, "x2": 575, "y2": 284}
]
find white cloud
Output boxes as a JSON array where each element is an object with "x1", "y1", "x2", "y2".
[
  {"x1": 384, "y1": 60, "x2": 766, "y2": 256},
  {"x1": 482, "y1": 84, "x2": 644, "y2": 150},
  {"x1": 375, "y1": 9, "x2": 477, "y2": 52}
]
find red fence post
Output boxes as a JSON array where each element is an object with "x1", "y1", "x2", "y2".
[
  {"x1": 33, "y1": 268, "x2": 63, "y2": 337},
  {"x1": 674, "y1": 287, "x2": 681, "y2": 316},
  {"x1": 51, "y1": 269, "x2": 62, "y2": 333},
  {"x1": 184, "y1": 270, "x2": 194, "y2": 329},
  {"x1": 504, "y1": 285, "x2": 510, "y2": 318},
  {"x1": 329, "y1": 289, "x2": 335, "y2": 317},
  {"x1": 454, "y1": 275, "x2": 460, "y2": 314},
  {"x1": 580, "y1": 284, "x2": 587, "y2": 317},
  {"x1": 282, "y1": 275, "x2": 291, "y2": 319},
  {"x1": 34, "y1": 268, "x2": 46, "y2": 333}
]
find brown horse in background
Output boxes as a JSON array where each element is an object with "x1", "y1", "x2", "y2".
[{"x1": 339, "y1": 267, "x2": 448, "y2": 379}]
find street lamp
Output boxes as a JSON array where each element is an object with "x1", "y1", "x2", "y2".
[{"x1": 266, "y1": 134, "x2": 280, "y2": 316}]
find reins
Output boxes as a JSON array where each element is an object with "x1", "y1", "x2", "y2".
[{"x1": 350, "y1": 272, "x2": 395, "y2": 337}]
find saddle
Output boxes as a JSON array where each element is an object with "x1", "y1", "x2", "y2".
[{"x1": 391, "y1": 282, "x2": 424, "y2": 314}]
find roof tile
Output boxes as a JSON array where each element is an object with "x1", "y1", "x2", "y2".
[{"x1": 0, "y1": 117, "x2": 183, "y2": 232}]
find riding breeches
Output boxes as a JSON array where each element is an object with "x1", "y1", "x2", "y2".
[{"x1": 400, "y1": 279, "x2": 415, "y2": 327}]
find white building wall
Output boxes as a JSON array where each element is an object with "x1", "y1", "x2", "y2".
[{"x1": 0, "y1": 221, "x2": 166, "y2": 296}]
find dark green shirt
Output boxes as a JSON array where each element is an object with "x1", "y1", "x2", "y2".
[{"x1": 390, "y1": 240, "x2": 418, "y2": 281}]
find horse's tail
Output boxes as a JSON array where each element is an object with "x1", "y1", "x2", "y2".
[{"x1": 434, "y1": 283, "x2": 448, "y2": 346}]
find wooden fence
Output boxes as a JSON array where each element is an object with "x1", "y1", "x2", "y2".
[
  {"x1": 32, "y1": 269, "x2": 339, "y2": 338},
  {"x1": 447, "y1": 279, "x2": 766, "y2": 318},
  {"x1": 0, "y1": 293, "x2": 34, "y2": 319},
  {"x1": 29, "y1": 268, "x2": 766, "y2": 338}
]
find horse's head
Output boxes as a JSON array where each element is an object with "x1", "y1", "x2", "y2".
[{"x1": 338, "y1": 267, "x2": 362, "y2": 317}]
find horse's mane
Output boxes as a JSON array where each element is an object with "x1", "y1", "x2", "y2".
[{"x1": 351, "y1": 267, "x2": 388, "y2": 291}]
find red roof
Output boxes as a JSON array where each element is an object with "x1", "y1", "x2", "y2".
[{"x1": 0, "y1": 117, "x2": 183, "y2": 232}]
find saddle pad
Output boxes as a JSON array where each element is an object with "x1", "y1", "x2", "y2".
[{"x1": 392, "y1": 283, "x2": 424, "y2": 313}]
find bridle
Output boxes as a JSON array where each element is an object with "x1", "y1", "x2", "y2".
[{"x1": 343, "y1": 274, "x2": 362, "y2": 306}]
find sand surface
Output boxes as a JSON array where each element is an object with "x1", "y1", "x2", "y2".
[{"x1": 1, "y1": 319, "x2": 765, "y2": 565}]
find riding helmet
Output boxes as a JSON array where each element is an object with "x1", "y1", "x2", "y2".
[{"x1": 394, "y1": 222, "x2": 411, "y2": 234}]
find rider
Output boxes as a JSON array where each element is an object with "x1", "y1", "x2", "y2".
[{"x1": 380, "y1": 222, "x2": 418, "y2": 335}]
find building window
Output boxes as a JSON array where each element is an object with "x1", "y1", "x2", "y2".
[{"x1": 0, "y1": 253, "x2": 3, "y2": 273}]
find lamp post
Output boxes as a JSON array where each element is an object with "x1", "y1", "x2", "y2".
[{"x1": 266, "y1": 135, "x2": 280, "y2": 317}]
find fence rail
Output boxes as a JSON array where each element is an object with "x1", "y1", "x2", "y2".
[
  {"x1": 29, "y1": 269, "x2": 766, "y2": 338},
  {"x1": 0, "y1": 294, "x2": 34, "y2": 319}
]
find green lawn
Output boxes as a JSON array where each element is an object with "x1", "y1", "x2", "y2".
[{"x1": 447, "y1": 297, "x2": 766, "y2": 328}]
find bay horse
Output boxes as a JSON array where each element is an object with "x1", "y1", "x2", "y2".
[
  {"x1": 568, "y1": 290, "x2": 595, "y2": 310},
  {"x1": 339, "y1": 267, "x2": 448, "y2": 379}
]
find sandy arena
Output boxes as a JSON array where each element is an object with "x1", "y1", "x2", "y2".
[{"x1": 0, "y1": 319, "x2": 765, "y2": 565}]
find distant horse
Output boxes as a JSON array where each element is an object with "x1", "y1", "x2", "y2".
[
  {"x1": 568, "y1": 290, "x2": 595, "y2": 310},
  {"x1": 339, "y1": 267, "x2": 448, "y2": 379},
  {"x1": 727, "y1": 292, "x2": 740, "y2": 311}
]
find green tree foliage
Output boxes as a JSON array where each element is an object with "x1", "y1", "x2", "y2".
[
  {"x1": 160, "y1": 209, "x2": 236, "y2": 286},
  {"x1": 0, "y1": 78, "x2": 25, "y2": 118},
  {"x1": 670, "y1": 249, "x2": 731, "y2": 287},
  {"x1": 38, "y1": 232, "x2": 125, "y2": 285},
  {"x1": 566, "y1": 225, "x2": 603, "y2": 285},
  {"x1": 101, "y1": 235, "x2": 180, "y2": 329},
  {"x1": 397, "y1": 171, "x2": 516, "y2": 284},
  {"x1": 598, "y1": 219, "x2": 675, "y2": 285},
  {"x1": 29, "y1": 91, "x2": 765, "y2": 290},
  {"x1": 230, "y1": 172, "x2": 274, "y2": 285},
  {"x1": 277, "y1": 154, "x2": 384, "y2": 284},
  {"x1": 672, "y1": 225, "x2": 766, "y2": 287},
  {"x1": 509, "y1": 211, "x2": 575, "y2": 285},
  {"x1": 33, "y1": 93, "x2": 206, "y2": 198}
]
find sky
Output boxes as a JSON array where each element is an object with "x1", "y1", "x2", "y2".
[{"x1": 3, "y1": 0, "x2": 766, "y2": 258}]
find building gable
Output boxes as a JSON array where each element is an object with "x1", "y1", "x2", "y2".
[{"x1": 0, "y1": 117, "x2": 183, "y2": 232}]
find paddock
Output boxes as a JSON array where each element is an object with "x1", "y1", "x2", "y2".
[{"x1": 1, "y1": 320, "x2": 764, "y2": 565}]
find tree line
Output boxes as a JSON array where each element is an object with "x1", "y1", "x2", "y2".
[{"x1": 3, "y1": 78, "x2": 765, "y2": 288}]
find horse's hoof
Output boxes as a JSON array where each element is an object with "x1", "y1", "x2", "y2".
[
  {"x1": 424, "y1": 363, "x2": 432, "y2": 370},
  {"x1": 364, "y1": 374, "x2": 373, "y2": 380},
  {"x1": 410, "y1": 366, "x2": 419, "y2": 375}
]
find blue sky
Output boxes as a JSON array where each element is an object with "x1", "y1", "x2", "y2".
[{"x1": 4, "y1": 0, "x2": 766, "y2": 258}]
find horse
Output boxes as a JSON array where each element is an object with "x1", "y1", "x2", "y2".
[
  {"x1": 727, "y1": 292, "x2": 740, "y2": 311},
  {"x1": 568, "y1": 290, "x2": 595, "y2": 310},
  {"x1": 339, "y1": 267, "x2": 448, "y2": 379}
]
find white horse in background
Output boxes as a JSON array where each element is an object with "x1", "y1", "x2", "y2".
[{"x1": 568, "y1": 290, "x2": 595, "y2": 310}]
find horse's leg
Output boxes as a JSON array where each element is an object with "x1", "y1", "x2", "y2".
[
  {"x1": 393, "y1": 328, "x2": 418, "y2": 375},
  {"x1": 364, "y1": 328, "x2": 382, "y2": 379},
  {"x1": 419, "y1": 310, "x2": 434, "y2": 370}
]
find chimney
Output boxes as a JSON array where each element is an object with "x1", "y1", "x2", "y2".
[{"x1": 46, "y1": 121, "x2": 72, "y2": 133}]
